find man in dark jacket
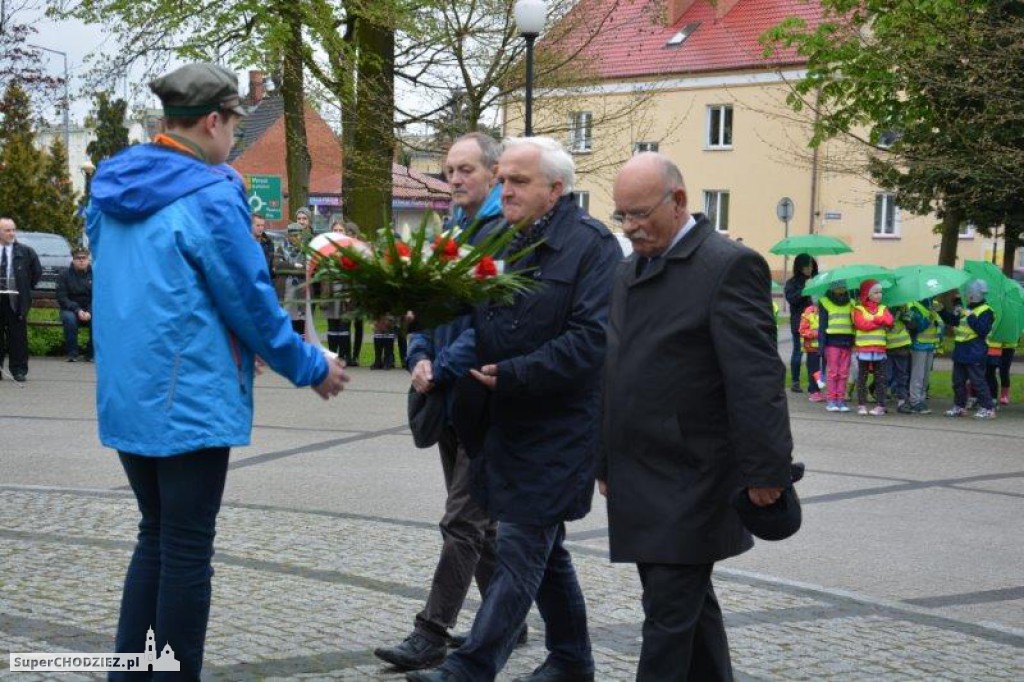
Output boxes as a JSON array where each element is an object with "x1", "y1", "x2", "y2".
[
  {"x1": 375, "y1": 132, "x2": 516, "y2": 671},
  {"x1": 56, "y1": 246, "x2": 94, "y2": 361},
  {"x1": 250, "y1": 213, "x2": 275, "y2": 276},
  {"x1": 784, "y1": 252, "x2": 819, "y2": 393},
  {"x1": 408, "y1": 137, "x2": 622, "y2": 682},
  {"x1": 599, "y1": 153, "x2": 793, "y2": 680},
  {"x1": 0, "y1": 217, "x2": 42, "y2": 382}
]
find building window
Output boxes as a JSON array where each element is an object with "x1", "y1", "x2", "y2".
[
  {"x1": 958, "y1": 222, "x2": 976, "y2": 239},
  {"x1": 706, "y1": 105, "x2": 733, "y2": 148},
  {"x1": 703, "y1": 190, "x2": 730, "y2": 232},
  {"x1": 569, "y1": 111, "x2": 592, "y2": 152},
  {"x1": 873, "y1": 193, "x2": 900, "y2": 237},
  {"x1": 633, "y1": 141, "x2": 659, "y2": 154},
  {"x1": 575, "y1": 191, "x2": 590, "y2": 213}
]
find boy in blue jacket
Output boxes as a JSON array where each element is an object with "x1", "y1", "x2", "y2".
[
  {"x1": 941, "y1": 280, "x2": 995, "y2": 418},
  {"x1": 88, "y1": 63, "x2": 349, "y2": 680}
]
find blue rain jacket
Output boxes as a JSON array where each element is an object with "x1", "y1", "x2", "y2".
[{"x1": 87, "y1": 143, "x2": 327, "y2": 456}]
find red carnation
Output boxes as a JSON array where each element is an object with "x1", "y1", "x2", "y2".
[
  {"x1": 474, "y1": 256, "x2": 498, "y2": 280},
  {"x1": 433, "y1": 236, "x2": 460, "y2": 261},
  {"x1": 384, "y1": 241, "x2": 412, "y2": 263},
  {"x1": 341, "y1": 255, "x2": 359, "y2": 270}
]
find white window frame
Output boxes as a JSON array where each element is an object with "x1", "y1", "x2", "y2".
[
  {"x1": 633, "y1": 141, "x2": 659, "y2": 154},
  {"x1": 958, "y1": 222, "x2": 976, "y2": 239},
  {"x1": 703, "y1": 190, "x2": 730, "y2": 233},
  {"x1": 873, "y1": 192, "x2": 901, "y2": 238},
  {"x1": 569, "y1": 111, "x2": 592, "y2": 153},
  {"x1": 706, "y1": 104, "x2": 733, "y2": 149},
  {"x1": 575, "y1": 191, "x2": 590, "y2": 213}
]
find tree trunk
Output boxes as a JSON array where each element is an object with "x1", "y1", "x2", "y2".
[
  {"x1": 345, "y1": 14, "x2": 394, "y2": 238},
  {"x1": 936, "y1": 210, "x2": 962, "y2": 267},
  {"x1": 281, "y1": 6, "x2": 311, "y2": 221},
  {"x1": 1003, "y1": 216, "x2": 1022, "y2": 276}
]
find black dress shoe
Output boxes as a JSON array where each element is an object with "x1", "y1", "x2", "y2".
[
  {"x1": 512, "y1": 660, "x2": 594, "y2": 682},
  {"x1": 790, "y1": 383, "x2": 803, "y2": 393},
  {"x1": 448, "y1": 623, "x2": 528, "y2": 649},
  {"x1": 374, "y1": 633, "x2": 446, "y2": 671},
  {"x1": 405, "y1": 669, "x2": 459, "y2": 682}
]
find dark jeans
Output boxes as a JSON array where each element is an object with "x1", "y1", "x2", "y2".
[
  {"x1": 60, "y1": 309, "x2": 93, "y2": 358},
  {"x1": 636, "y1": 563, "x2": 733, "y2": 681},
  {"x1": 0, "y1": 301, "x2": 28, "y2": 375},
  {"x1": 789, "y1": 327, "x2": 802, "y2": 385},
  {"x1": 805, "y1": 351, "x2": 820, "y2": 393},
  {"x1": 986, "y1": 348, "x2": 1015, "y2": 395},
  {"x1": 856, "y1": 357, "x2": 888, "y2": 407},
  {"x1": 953, "y1": 361, "x2": 993, "y2": 409},
  {"x1": 110, "y1": 449, "x2": 230, "y2": 682},
  {"x1": 442, "y1": 522, "x2": 592, "y2": 681},
  {"x1": 886, "y1": 349, "x2": 910, "y2": 402},
  {"x1": 414, "y1": 427, "x2": 497, "y2": 642}
]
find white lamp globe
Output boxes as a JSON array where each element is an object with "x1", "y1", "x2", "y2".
[{"x1": 514, "y1": 0, "x2": 547, "y2": 36}]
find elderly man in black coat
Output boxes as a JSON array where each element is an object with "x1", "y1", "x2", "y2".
[
  {"x1": 598, "y1": 153, "x2": 793, "y2": 681},
  {"x1": 407, "y1": 136, "x2": 622, "y2": 682},
  {"x1": 0, "y1": 217, "x2": 42, "y2": 382}
]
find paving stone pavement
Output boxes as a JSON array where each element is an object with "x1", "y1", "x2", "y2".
[
  {"x1": 2, "y1": 359, "x2": 1022, "y2": 680},
  {"x1": 2, "y1": 485, "x2": 1021, "y2": 680}
]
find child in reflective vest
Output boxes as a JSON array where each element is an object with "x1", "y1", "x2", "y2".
[
  {"x1": 905, "y1": 297, "x2": 944, "y2": 414},
  {"x1": 852, "y1": 280, "x2": 894, "y2": 415},
  {"x1": 817, "y1": 281, "x2": 855, "y2": 412},
  {"x1": 798, "y1": 301, "x2": 823, "y2": 402},
  {"x1": 941, "y1": 280, "x2": 996, "y2": 418}
]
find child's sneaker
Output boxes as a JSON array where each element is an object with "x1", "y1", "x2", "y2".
[
  {"x1": 945, "y1": 406, "x2": 966, "y2": 417},
  {"x1": 838, "y1": 402, "x2": 851, "y2": 412},
  {"x1": 974, "y1": 408, "x2": 996, "y2": 420},
  {"x1": 825, "y1": 401, "x2": 839, "y2": 412},
  {"x1": 897, "y1": 402, "x2": 914, "y2": 414},
  {"x1": 869, "y1": 406, "x2": 886, "y2": 416},
  {"x1": 910, "y1": 402, "x2": 931, "y2": 415},
  {"x1": 999, "y1": 388, "x2": 1010, "y2": 405},
  {"x1": 857, "y1": 405, "x2": 869, "y2": 415},
  {"x1": 808, "y1": 392, "x2": 825, "y2": 403}
]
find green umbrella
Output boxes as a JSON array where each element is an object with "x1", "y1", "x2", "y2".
[
  {"x1": 769, "y1": 234, "x2": 853, "y2": 256},
  {"x1": 801, "y1": 264, "x2": 894, "y2": 299},
  {"x1": 963, "y1": 260, "x2": 1023, "y2": 344},
  {"x1": 882, "y1": 265, "x2": 971, "y2": 307},
  {"x1": 771, "y1": 280, "x2": 783, "y2": 293}
]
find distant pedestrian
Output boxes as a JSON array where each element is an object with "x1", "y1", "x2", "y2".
[
  {"x1": 251, "y1": 212, "x2": 275, "y2": 276},
  {"x1": 852, "y1": 280, "x2": 894, "y2": 415},
  {"x1": 905, "y1": 298, "x2": 944, "y2": 414},
  {"x1": 818, "y1": 280, "x2": 854, "y2": 412},
  {"x1": 784, "y1": 253, "x2": 819, "y2": 393},
  {"x1": 87, "y1": 62, "x2": 349, "y2": 681},
  {"x1": 56, "y1": 247, "x2": 93, "y2": 362},
  {"x1": 942, "y1": 280, "x2": 996, "y2": 418},
  {"x1": 0, "y1": 217, "x2": 41, "y2": 382}
]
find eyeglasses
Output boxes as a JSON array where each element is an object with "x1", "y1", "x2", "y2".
[{"x1": 610, "y1": 191, "x2": 674, "y2": 226}]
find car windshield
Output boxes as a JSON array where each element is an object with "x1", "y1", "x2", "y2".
[{"x1": 19, "y1": 233, "x2": 71, "y2": 258}]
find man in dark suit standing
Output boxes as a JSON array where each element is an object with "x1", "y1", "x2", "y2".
[
  {"x1": 598, "y1": 153, "x2": 793, "y2": 680},
  {"x1": 0, "y1": 217, "x2": 42, "y2": 382}
]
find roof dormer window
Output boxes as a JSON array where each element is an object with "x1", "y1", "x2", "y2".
[{"x1": 666, "y1": 22, "x2": 701, "y2": 47}]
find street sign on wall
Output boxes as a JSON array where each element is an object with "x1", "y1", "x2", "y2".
[{"x1": 246, "y1": 175, "x2": 283, "y2": 220}]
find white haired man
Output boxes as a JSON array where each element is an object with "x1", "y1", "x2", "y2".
[{"x1": 408, "y1": 136, "x2": 622, "y2": 682}]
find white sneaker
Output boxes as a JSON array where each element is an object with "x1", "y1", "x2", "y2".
[
  {"x1": 857, "y1": 405, "x2": 869, "y2": 415},
  {"x1": 945, "y1": 406, "x2": 966, "y2": 417},
  {"x1": 838, "y1": 402, "x2": 851, "y2": 413},
  {"x1": 974, "y1": 408, "x2": 996, "y2": 420}
]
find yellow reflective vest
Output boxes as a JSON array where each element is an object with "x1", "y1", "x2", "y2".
[
  {"x1": 908, "y1": 301, "x2": 942, "y2": 346},
  {"x1": 820, "y1": 297, "x2": 853, "y2": 335},
  {"x1": 853, "y1": 304, "x2": 889, "y2": 349},
  {"x1": 886, "y1": 314, "x2": 912, "y2": 350},
  {"x1": 955, "y1": 304, "x2": 994, "y2": 343}
]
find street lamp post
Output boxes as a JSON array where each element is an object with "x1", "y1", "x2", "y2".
[
  {"x1": 28, "y1": 44, "x2": 70, "y2": 156},
  {"x1": 514, "y1": 0, "x2": 547, "y2": 137}
]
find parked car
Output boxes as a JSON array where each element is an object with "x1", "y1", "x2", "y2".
[{"x1": 14, "y1": 231, "x2": 72, "y2": 296}]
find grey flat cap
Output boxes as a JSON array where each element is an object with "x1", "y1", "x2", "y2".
[{"x1": 150, "y1": 63, "x2": 248, "y2": 118}]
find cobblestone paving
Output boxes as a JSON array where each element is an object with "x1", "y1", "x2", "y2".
[{"x1": 2, "y1": 488, "x2": 1021, "y2": 680}]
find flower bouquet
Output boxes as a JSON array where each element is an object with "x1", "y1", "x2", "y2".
[{"x1": 305, "y1": 218, "x2": 536, "y2": 329}]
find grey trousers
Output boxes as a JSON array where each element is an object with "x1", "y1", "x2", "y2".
[
  {"x1": 414, "y1": 426, "x2": 497, "y2": 642},
  {"x1": 909, "y1": 349, "x2": 934, "y2": 406}
]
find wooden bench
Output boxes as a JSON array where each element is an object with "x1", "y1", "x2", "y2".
[{"x1": 27, "y1": 297, "x2": 63, "y2": 328}]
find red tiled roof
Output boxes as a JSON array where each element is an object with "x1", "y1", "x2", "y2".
[
  {"x1": 548, "y1": 0, "x2": 824, "y2": 80},
  {"x1": 321, "y1": 164, "x2": 450, "y2": 202}
]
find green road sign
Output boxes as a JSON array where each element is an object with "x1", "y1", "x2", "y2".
[{"x1": 246, "y1": 175, "x2": 283, "y2": 220}]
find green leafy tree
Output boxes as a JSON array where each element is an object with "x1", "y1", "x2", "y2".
[
  {"x1": 762, "y1": 0, "x2": 1024, "y2": 270},
  {"x1": 39, "y1": 136, "x2": 83, "y2": 243},
  {"x1": 84, "y1": 92, "x2": 131, "y2": 203},
  {"x1": 0, "y1": 81, "x2": 47, "y2": 230}
]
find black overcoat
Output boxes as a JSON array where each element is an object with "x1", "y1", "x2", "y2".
[
  {"x1": 599, "y1": 215, "x2": 793, "y2": 564},
  {"x1": 6, "y1": 242, "x2": 42, "y2": 316},
  {"x1": 471, "y1": 196, "x2": 623, "y2": 526}
]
